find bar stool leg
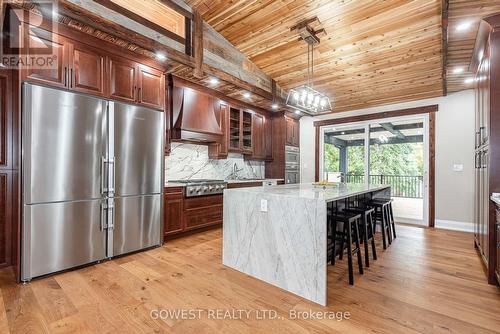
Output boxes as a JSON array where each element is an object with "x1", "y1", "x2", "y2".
[
  {"x1": 331, "y1": 220, "x2": 337, "y2": 266},
  {"x1": 380, "y1": 206, "x2": 387, "y2": 250},
  {"x1": 369, "y1": 211, "x2": 377, "y2": 260},
  {"x1": 353, "y1": 218, "x2": 364, "y2": 275},
  {"x1": 385, "y1": 205, "x2": 393, "y2": 244},
  {"x1": 362, "y1": 214, "x2": 370, "y2": 267},
  {"x1": 346, "y1": 221, "x2": 354, "y2": 285},
  {"x1": 389, "y1": 203, "x2": 396, "y2": 239},
  {"x1": 339, "y1": 222, "x2": 345, "y2": 260}
]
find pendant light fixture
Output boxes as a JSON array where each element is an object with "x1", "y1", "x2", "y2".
[{"x1": 286, "y1": 19, "x2": 332, "y2": 114}]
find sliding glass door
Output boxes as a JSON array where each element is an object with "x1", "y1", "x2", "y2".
[
  {"x1": 322, "y1": 125, "x2": 366, "y2": 182},
  {"x1": 319, "y1": 115, "x2": 429, "y2": 225}
]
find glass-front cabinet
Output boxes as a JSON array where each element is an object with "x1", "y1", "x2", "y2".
[
  {"x1": 228, "y1": 107, "x2": 253, "y2": 153},
  {"x1": 229, "y1": 107, "x2": 241, "y2": 150},
  {"x1": 242, "y1": 110, "x2": 252, "y2": 153}
]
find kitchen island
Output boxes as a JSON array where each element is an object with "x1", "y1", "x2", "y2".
[{"x1": 222, "y1": 183, "x2": 391, "y2": 306}]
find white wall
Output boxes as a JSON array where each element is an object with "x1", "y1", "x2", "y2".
[{"x1": 300, "y1": 90, "x2": 475, "y2": 229}]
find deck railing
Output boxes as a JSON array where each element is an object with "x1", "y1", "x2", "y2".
[{"x1": 345, "y1": 174, "x2": 423, "y2": 198}]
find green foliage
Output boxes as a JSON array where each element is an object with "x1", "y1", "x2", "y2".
[{"x1": 324, "y1": 142, "x2": 423, "y2": 176}]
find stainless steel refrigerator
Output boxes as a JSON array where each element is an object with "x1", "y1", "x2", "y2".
[{"x1": 21, "y1": 84, "x2": 164, "y2": 281}]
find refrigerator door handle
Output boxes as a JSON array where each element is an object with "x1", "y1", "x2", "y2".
[
  {"x1": 107, "y1": 203, "x2": 114, "y2": 230},
  {"x1": 108, "y1": 157, "x2": 116, "y2": 194},
  {"x1": 100, "y1": 201, "x2": 107, "y2": 231},
  {"x1": 101, "y1": 156, "x2": 108, "y2": 194}
]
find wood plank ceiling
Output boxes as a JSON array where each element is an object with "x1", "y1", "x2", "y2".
[
  {"x1": 447, "y1": 0, "x2": 500, "y2": 93},
  {"x1": 186, "y1": 0, "x2": 444, "y2": 113}
]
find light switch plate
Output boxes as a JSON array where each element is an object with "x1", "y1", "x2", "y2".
[
  {"x1": 453, "y1": 164, "x2": 464, "y2": 172},
  {"x1": 260, "y1": 199, "x2": 268, "y2": 212}
]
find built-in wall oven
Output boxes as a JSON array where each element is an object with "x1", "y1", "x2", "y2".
[{"x1": 285, "y1": 145, "x2": 300, "y2": 184}]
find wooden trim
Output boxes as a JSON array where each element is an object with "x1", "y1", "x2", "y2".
[
  {"x1": 315, "y1": 125, "x2": 320, "y2": 182},
  {"x1": 313, "y1": 105, "x2": 438, "y2": 127},
  {"x1": 93, "y1": 0, "x2": 186, "y2": 45},
  {"x1": 171, "y1": 75, "x2": 273, "y2": 116},
  {"x1": 428, "y1": 111, "x2": 436, "y2": 227},
  {"x1": 184, "y1": 18, "x2": 192, "y2": 56},
  {"x1": 442, "y1": 0, "x2": 449, "y2": 96},
  {"x1": 158, "y1": 0, "x2": 194, "y2": 19},
  {"x1": 193, "y1": 10, "x2": 203, "y2": 78}
]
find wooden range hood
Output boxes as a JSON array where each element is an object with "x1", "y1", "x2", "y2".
[{"x1": 170, "y1": 78, "x2": 223, "y2": 143}]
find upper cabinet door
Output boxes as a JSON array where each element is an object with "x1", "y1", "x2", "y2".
[
  {"x1": 264, "y1": 116, "x2": 273, "y2": 161},
  {"x1": 137, "y1": 65, "x2": 165, "y2": 110},
  {"x1": 292, "y1": 119, "x2": 300, "y2": 146},
  {"x1": 23, "y1": 26, "x2": 69, "y2": 89},
  {"x1": 69, "y1": 42, "x2": 105, "y2": 96},
  {"x1": 108, "y1": 56, "x2": 137, "y2": 104},
  {"x1": 251, "y1": 113, "x2": 265, "y2": 159},
  {"x1": 285, "y1": 118, "x2": 294, "y2": 146}
]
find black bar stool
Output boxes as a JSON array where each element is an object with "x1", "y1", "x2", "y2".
[
  {"x1": 343, "y1": 206, "x2": 377, "y2": 267},
  {"x1": 369, "y1": 199, "x2": 392, "y2": 249},
  {"x1": 371, "y1": 198, "x2": 396, "y2": 240},
  {"x1": 329, "y1": 210, "x2": 364, "y2": 285}
]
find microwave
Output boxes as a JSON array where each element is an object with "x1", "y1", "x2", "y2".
[{"x1": 285, "y1": 145, "x2": 300, "y2": 164}]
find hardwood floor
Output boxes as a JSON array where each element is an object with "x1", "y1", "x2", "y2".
[{"x1": 0, "y1": 225, "x2": 499, "y2": 333}]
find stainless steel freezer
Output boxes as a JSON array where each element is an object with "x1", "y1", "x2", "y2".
[{"x1": 21, "y1": 84, "x2": 164, "y2": 281}]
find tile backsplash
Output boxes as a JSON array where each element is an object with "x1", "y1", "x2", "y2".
[{"x1": 165, "y1": 143, "x2": 265, "y2": 180}]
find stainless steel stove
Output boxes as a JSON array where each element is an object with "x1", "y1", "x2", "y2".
[{"x1": 169, "y1": 179, "x2": 227, "y2": 197}]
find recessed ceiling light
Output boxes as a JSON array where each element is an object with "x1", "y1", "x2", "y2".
[
  {"x1": 295, "y1": 110, "x2": 300, "y2": 115},
  {"x1": 452, "y1": 67, "x2": 464, "y2": 74},
  {"x1": 243, "y1": 92, "x2": 251, "y2": 98},
  {"x1": 155, "y1": 52, "x2": 167, "y2": 61},
  {"x1": 271, "y1": 104, "x2": 278, "y2": 110},
  {"x1": 464, "y1": 77, "x2": 474, "y2": 84},
  {"x1": 456, "y1": 21, "x2": 472, "y2": 32},
  {"x1": 209, "y1": 77, "x2": 219, "y2": 85}
]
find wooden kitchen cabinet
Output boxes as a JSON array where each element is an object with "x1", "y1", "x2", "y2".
[
  {"x1": 70, "y1": 42, "x2": 106, "y2": 96},
  {"x1": 264, "y1": 115, "x2": 273, "y2": 161},
  {"x1": 137, "y1": 64, "x2": 165, "y2": 110},
  {"x1": 23, "y1": 26, "x2": 69, "y2": 89},
  {"x1": 164, "y1": 187, "x2": 184, "y2": 236},
  {"x1": 108, "y1": 55, "x2": 137, "y2": 103},
  {"x1": 0, "y1": 171, "x2": 12, "y2": 268},
  {"x1": 21, "y1": 24, "x2": 165, "y2": 110},
  {"x1": 208, "y1": 102, "x2": 230, "y2": 159},
  {"x1": 184, "y1": 195, "x2": 223, "y2": 231},
  {"x1": 251, "y1": 113, "x2": 265, "y2": 159},
  {"x1": 285, "y1": 117, "x2": 300, "y2": 147},
  {"x1": 164, "y1": 187, "x2": 223, "y2": 238}
]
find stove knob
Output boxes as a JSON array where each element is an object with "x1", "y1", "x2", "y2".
[
  {"x1": 209, "y1": 185, "x2": 214, "y2": 191},
  {"x1": 189, "y1": 188, "x2": 194, "y2": 194},
  {"x1": 215, "y1": 185, "x2": 220, "y2": 190},
  {"x1": 203, "y1": 186, "x2": 209, "y2": 191},
  {"x1": 221, "y1": 184, "x2": 225, "y2": 189},
  {"x1": 196, "y1": 187, "x2": 201, "y2": 193}
]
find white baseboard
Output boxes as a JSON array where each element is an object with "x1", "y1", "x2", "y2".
[{"x1": 434, "y1": 219, "x2": 473, "y2": 233}]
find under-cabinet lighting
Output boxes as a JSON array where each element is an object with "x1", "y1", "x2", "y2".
[
  {"x1": 295, "y1": 110, "x2": 301, "y2": 115},
  {"x1": 271, "y1": 104, "x2": 278, "y2": 110},
  {"x1": 209, "y1": 78, "x2": 219, "y2": 85},
  {"x1": 243, "y1": 92, "x2": 251, "y2": 98},
  {"x1": 456, "y1": 21, "x2": 472, "y2": 32},
  {"x1": 155, "y1": 52, "x2": 167, "y2": 61},
  {"x1": 452, "y1": 67, "x2": 464, "y2": 74},
  {"x1": 464, "y1": 77, "x2": 474, "y2": 84}
]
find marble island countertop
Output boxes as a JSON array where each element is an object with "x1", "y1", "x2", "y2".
[
  {"x1": 223, "y1": 182, "x2": 391, "y2": 306},
  {"x1": 225, "y1": 182, "x2": 390, "y2": 202}
]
